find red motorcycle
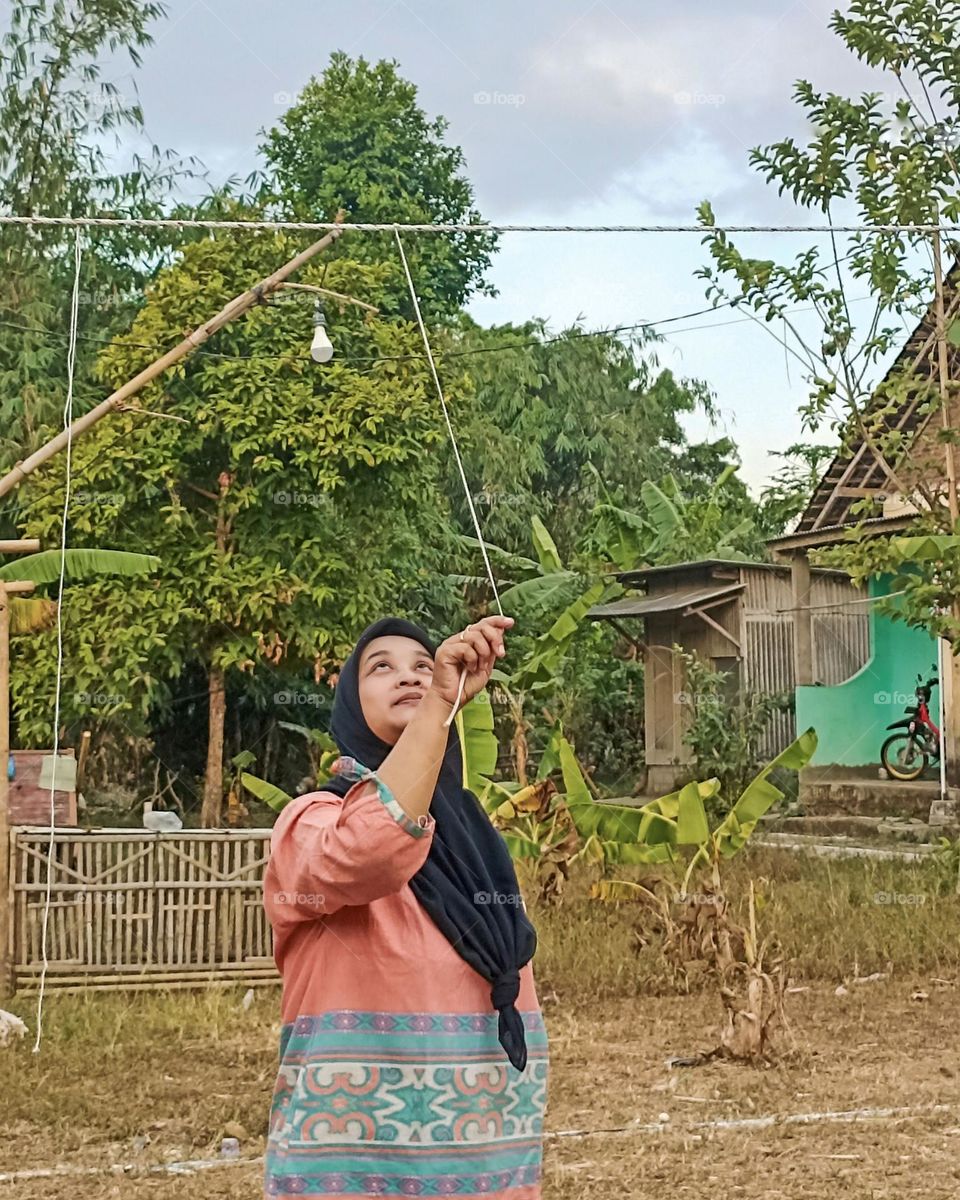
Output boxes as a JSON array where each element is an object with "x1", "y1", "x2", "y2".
[{"x1": 880, "y1": 669, "x2": 940, "y2": 782}]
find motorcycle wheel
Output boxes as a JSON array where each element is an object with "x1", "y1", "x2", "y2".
[{"x1": 881, "y1": 732, "x2": 928, "y2": 781}]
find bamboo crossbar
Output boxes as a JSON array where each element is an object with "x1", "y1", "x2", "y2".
[{"x1": 9, "y1": 828, "x2": 278, "y2": 991}]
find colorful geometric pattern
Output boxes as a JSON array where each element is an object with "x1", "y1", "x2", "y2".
[
  {"x1": 265, "y1": 1009, "x2": 549, "y2": 1197},
  {"x1": 330, "y1": 757, "x2": 431, "y2": 839}
]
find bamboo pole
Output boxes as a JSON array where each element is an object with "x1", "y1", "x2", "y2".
[
  {"x1": 932, "y1": 228, "x2": 960, "y2": 526},
  {"x1": 0, "y1": 577, "x2": 36, "y2": 999},
  {"x1": 932, "y1": 228, "x2": 960, "y2": 810},
  {"x1": 0, "y1": 216, "x2": 347, "y2": 500},
  {"x1": 0, "y1": 581, "x2": 8, "y2": 999}
]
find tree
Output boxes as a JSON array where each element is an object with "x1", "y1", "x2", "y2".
[
  {"x1": 756, "y1": 442, "x2": 837, "y2": 539},
  {"x1": 696, "y1": 0, "x2": 960, "y2": 640},
  {"x1": 0, "y1": 0, "x2": 199, "y2": 529},
  {"x1": 259, "y1": 52, "x2": 497, "y2": 321},
  {"x1": 13, "y1": 219, "x2": 463, "y2": 825},
  {"x1": 437, "y1": 316, "x2": 741, "y2": 565}
]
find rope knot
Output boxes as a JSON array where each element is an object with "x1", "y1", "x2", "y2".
[{"x1": 491, "y1": 969, "x2": 521, "y2": 1011}]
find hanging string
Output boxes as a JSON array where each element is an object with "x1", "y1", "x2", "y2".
[
  {"x1": 32, "y1": 227, "x2": 83, "y2": 1053},
  {"x1": 394, "y1": 228, "x2": 504, "y2": 727}
]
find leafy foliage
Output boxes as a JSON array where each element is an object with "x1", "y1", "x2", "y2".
[
  {"x1": 696, "y1": 0, "x2": 960, "y2": 642},
  {"x1": 259, "y1": 52, "x2": 496, "y2": 320},
  {"x1": 675, "y1": 648, "x2": 794, "y2": 809},
  {"x1": 0, "y1": 0, "x2": 200, "y2": 519}
]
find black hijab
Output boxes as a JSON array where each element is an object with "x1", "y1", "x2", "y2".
[{"x1": 320, "y1": 616, "x2": 538, "y2": 1072}]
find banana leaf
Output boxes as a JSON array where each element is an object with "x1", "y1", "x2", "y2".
[
  {"x1": 531, "y1": 515, "x2": 563, "y2": 573},
  {"x1": 501, "y1": 831, "x2": 543, "y2": 860},
  {"x1": 498, "y1": 571, "x2": 578, "y2": 611},
  {"x1": 455, "y1": 693, "x2": 500, "y2": 795},
  {"x1": 566, "y1": 799, "x2": 654, "y2": 845},
  {"x1": 536, "y1": 720, "x2": 564, "y2": 781},
  {"x1": 676, "y1": 780, "x2": 710, "y2": 845},
  {"x1": 641, "y1": 480, "x2": 684, "y2": 536},
  {"x1": 0, "y1": 548, "x2": 161, "y2": 583},
  {"x1": 600, "y1": 840, "x2": 676, "y2": 866},
  {"x1": 241, "y1": 772, "x2": 293, "y2": 812},
  {"x1": 712, "y1": 727, "x2": 818, "y2": 857},
  {"x1": 558, "y1": 736, "x2": 591, "y2": 805},
  {"x1": 512, "y1": 579, "x2": 609, "y2": 690}
]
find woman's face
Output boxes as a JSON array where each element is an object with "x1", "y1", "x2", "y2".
[{"x1": 357, "y1": 634, "x2": 435, "y2": 744}]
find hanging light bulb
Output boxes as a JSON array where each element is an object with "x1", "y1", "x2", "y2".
[{"x1": 310, "y1": 300, "x2": 334, "y2": 363}]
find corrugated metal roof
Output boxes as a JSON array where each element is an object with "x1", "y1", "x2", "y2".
[{"x1": 587, "y1": 582, "x2": 744, "y2": 620}]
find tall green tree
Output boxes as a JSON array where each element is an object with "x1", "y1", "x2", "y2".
[
  {"x1": 437, "y1": 317, "x2": 742, "y2": 566},
  {"x1": 259, "y1": 52, "x2": 497, "y2": 321}
]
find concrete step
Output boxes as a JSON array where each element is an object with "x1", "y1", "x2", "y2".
[
  {"x1": 799, "y1": 769, "x2": 940, "y2": 820},
  {"x1": 762, "y1": 813, "x2": 947, "y2": 844},
  {"x1": 751, "y1": 834, "x2": 937, "y2": 861}
]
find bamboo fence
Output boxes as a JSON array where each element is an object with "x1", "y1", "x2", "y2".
[{"x1": 9, "y1": 827, "x2": 278, "y2": 993}]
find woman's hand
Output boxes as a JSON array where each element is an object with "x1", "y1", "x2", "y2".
[{"x1": 428, "y1": 615, "x2": 514, "y2": 711}]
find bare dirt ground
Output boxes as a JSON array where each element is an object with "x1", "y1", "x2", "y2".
[{"x1": 4, "y1": 978, "x2": 960, "y2": 1199}]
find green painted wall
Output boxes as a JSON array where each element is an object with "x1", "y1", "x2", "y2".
[{"x1": 795, "y1": 575, "x2": 939, "y2": 767}]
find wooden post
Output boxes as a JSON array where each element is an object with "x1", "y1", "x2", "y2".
[
  {"x1": 0, "y1": 576, "x2": 37, "y2": 999},
  {"x1": 932, "y1": 227, "x2": 960, "y2": 527},
  {"x1": 0, "y1": 581, "x2": 10, "y2": 999},
  {"x1": 932, "y1": 227, "x2": 960, "y2": 802},
  {"x1": 791, "y1": 552, "x2": 814, "y2": 687}
]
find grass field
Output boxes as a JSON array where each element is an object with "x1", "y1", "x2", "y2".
[{"x1": 4, "y1": 848, "x2": 960, "y2": 1198}]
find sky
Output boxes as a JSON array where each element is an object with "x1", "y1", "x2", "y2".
[{"x1": 90, "y1": 0, "x2": 912, "y2": 493}]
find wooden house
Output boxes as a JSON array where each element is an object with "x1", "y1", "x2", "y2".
[{"x1": 587, "y1": 559, "x2": 868, "y2": 795}]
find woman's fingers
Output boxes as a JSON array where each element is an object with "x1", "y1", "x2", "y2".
[
  {"x1": 470, "y1": 615, "x2": 512, "y2": 658},
  {"x1": 469, "y1": 623, "x2": 502, "y2": 666}
]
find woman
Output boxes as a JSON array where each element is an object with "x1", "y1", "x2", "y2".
[{"x1": 263, "y1": 614, "x2": 549, "y2": 1200}]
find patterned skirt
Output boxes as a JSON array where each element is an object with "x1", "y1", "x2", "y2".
[{"x1": 264, "y1": 1008, "x2": 549, "y2": 1199}]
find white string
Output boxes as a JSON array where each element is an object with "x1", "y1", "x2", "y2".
[
  {"x1": 31, "y1": 228, "x2": 82, "y2": 1053},
  {"x1": 394, "y1": 229, "x2": 504, "y2": 728},
  {"x1": 0, "y1": 214, "x2": 958, "y2": 235}
]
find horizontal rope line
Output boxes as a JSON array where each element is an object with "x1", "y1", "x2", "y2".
[
  {"x1": 2, "y1": 214, "x2": 960, "y2": 234},
  {"x1": 0, "y1": 1100, "x2": 952, "y2": 1181}
]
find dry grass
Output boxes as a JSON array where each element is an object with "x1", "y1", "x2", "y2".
[{"x1": 4, "y1": 848, "x2": 960, "y2": 1198}]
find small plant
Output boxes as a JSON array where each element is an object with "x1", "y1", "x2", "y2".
[
  {"x1": 676, "y1": 646, "x2": 793, "y2": 809},
  {"x1": 584, "y1": 730, "x2": 816, "y2": 1063}
]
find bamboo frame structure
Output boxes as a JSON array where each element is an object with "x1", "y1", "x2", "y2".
[{"x1": 10, "y1": 827, "x2": 277, "y2": 993}]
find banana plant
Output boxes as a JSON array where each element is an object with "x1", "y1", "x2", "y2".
[
  {"x1": 1, "y1": 548, "x2": 162, "y2": 633},
  {"x1": 588, "y1": 728, "x2": 818, "y2": 901},
  {"x1": 586, "y1": 461, "x2": 757, "y2": 571}
]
